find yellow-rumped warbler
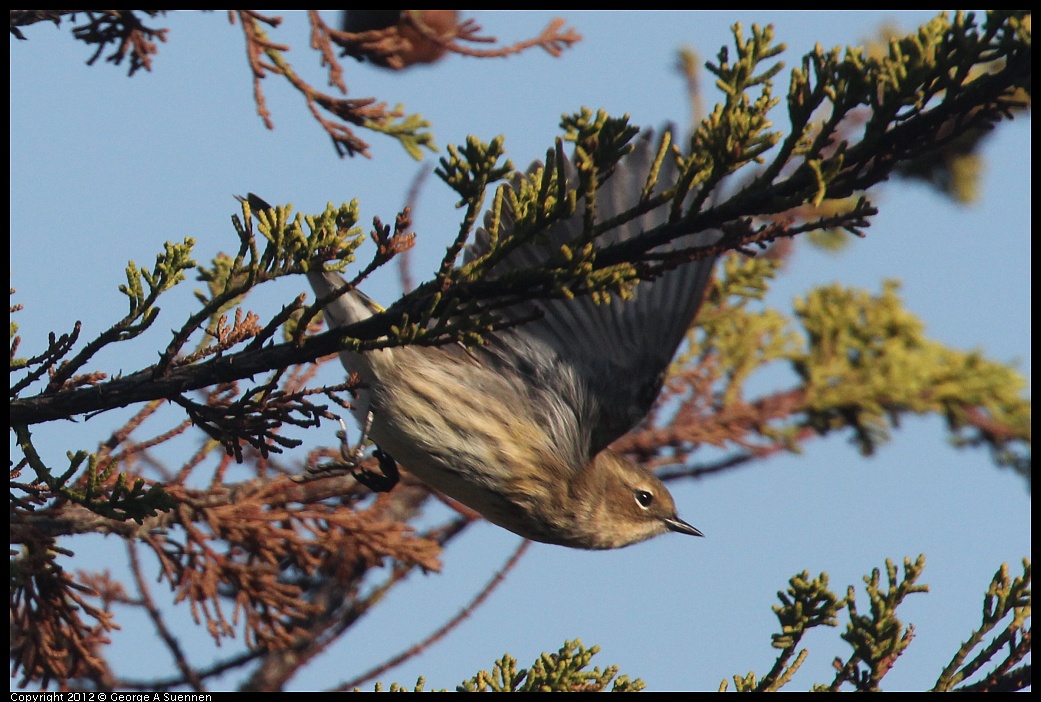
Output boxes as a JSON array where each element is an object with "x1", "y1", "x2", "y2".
[{"x1": 308, "y1": 132, "x2": 719, "y2": 549}]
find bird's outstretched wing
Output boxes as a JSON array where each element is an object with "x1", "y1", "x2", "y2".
[{"x1": 469, "y1": 131, "x2": 720, "y2": 458}]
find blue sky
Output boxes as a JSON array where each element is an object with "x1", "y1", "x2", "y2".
[{"x1": 10, "y1": 11, "x2": 1030, "y2": 692}]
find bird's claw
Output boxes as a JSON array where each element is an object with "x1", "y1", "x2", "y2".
[
  {"x1": 296, "y1": 415, "x2": 399, "y2": 492},
  {"x1": 351, "y1": 447, "x2": 400, "y2": 493}
]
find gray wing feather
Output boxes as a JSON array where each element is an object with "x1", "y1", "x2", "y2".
[{"x1": 471, "y1": 131, "x2": 720, "y2": 456}]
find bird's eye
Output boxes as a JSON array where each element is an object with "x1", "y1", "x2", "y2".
[{"x1": 634, "y1": 490, "x2": 654, "y2": 509}]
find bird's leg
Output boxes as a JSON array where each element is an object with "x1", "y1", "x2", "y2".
[
  {"x1": 338, "y1": 415, "x2": 369, "y2": 467},
  {"x1": 298, "y1": 413, "x2": 399, "y2": 492},
  {"x1": 342, "y1": 412, "x2": 399, "y2": 492}
]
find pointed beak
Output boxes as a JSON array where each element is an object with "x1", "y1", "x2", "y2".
[{"x1": 664, "y1": 515, "x2": 704, "y2": 538}]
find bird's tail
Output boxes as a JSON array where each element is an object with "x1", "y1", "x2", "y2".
[{"x1": 306, "y1": 270, "x2": 382, "y2": 328}]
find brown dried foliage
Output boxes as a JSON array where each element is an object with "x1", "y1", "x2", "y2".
[
  {"x1": 236, "y1": 10, "x2": 580, "y2": 157},
  {"x1": 9, "y1": 11, "x2": 580, "y2": 158},
  {"x1": 10, "y1": 358, "x2": 449, "y2": 689},
  {"x1": 10, "y1": 543, "x2": 118, "y2": 687}
]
